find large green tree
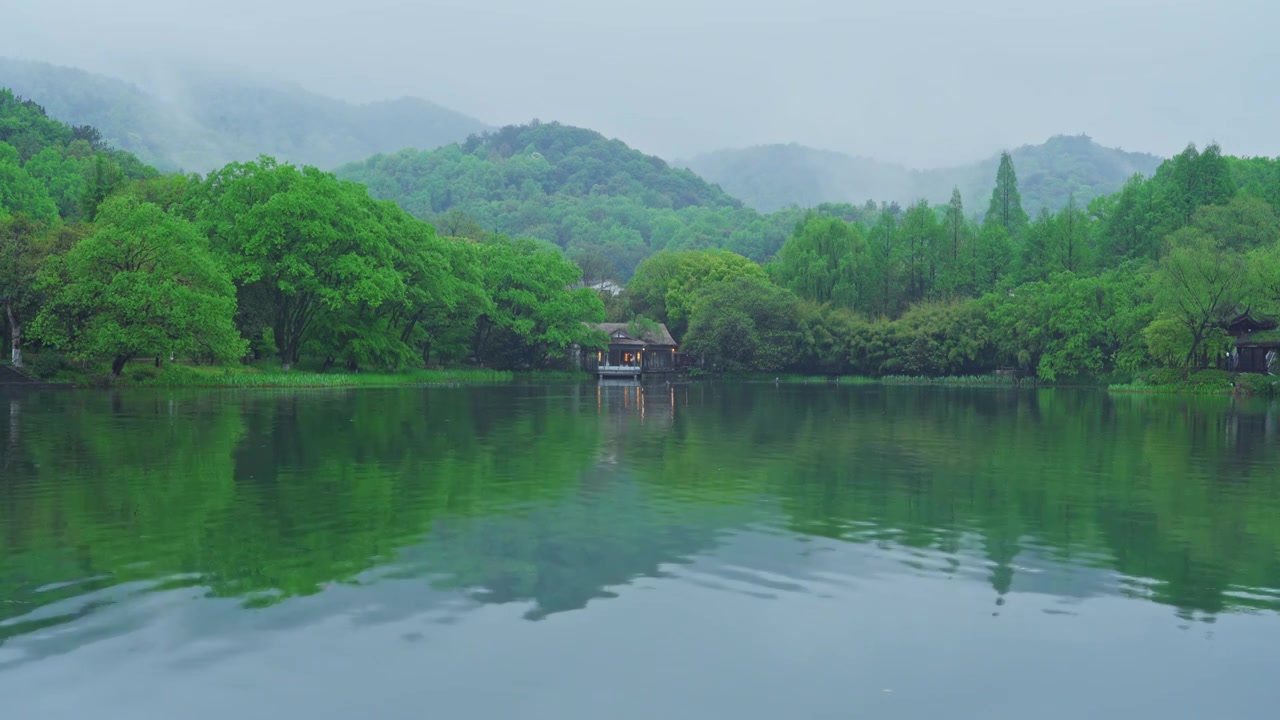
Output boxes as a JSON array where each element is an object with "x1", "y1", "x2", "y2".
[
  {"x1": 682, "y1": 276, "x2": 800, "y2": 373},
  {"x1": 189, "y1": 158, "x2": 404, "y2": 369},
  {"x1": 1147, "y1": 229, "x2": 1247, "y2": 370},
  {"x1": 471, "y1": 236, "x2": 606, "y2": 369},
  {"x1": 1159, "y1": 143, "x2": 1235, "y2": 229},
  {"x1": 31, "y1": 197, "x2": 245, "y2": 380},
  {"x1": 898, "y1": 199, "x2": 943, "y2": 302},
  {"x1": 767, "y1": 215, "x2": 866, "y2": 307},
  {"x1": 627, "y1": 249, "x2": 766, "y2": 339},
  {"x1": 1096, "y1": 174, "x2": 1165, "y2": 264}
]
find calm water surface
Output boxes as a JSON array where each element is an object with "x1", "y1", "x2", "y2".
[{"x1": 2, "y1": 383, "x2": 1280, "y2": 718}]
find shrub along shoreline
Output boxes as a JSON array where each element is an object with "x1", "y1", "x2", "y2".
[
  {"x1": 15, "y1": 359, "x2": 588, "y2": 389},
  {"x1": 709, "y1": 369, "x2": 1279, "y2": 396},
  {"x1": 12, "y1": 357, "x2": 1276, "y2": 396}
]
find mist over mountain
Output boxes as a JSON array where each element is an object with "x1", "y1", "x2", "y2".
[
  {"x1": 681, "y1": 135, "x2": 1166, "y2": 214},
  {"x1": 0, "y1": 58, "x2": 490, "y2": 172}
]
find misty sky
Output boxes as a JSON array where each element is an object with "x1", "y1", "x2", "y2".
[{"x1": 4, "y1": 0, "x2": 1277, "y2": 167}]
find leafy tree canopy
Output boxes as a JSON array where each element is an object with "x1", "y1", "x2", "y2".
[{"x1": 30, "y1": 196, "x2": 245, "y2": 379}]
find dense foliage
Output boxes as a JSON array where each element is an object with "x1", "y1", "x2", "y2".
[
  {"x1": 336, "y1": 122, "x2": 819, "y2": 278},
  {"x1": 623, "y1": 141, "x2": 1280, "y2": 382},
  {"x1": 0, "y1": 93, "x2": 604, "y2": 379},
  {"x1": 0, "y1": 58, "x2": 489, "y2": 172},
  {"x1": 4, "y1": 78, "x2": 1279, "y2": 386}
]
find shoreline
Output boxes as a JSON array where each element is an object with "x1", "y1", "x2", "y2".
[
  {"x1": 10, "y1": 361, "x2": 1277, "y2": 397},
  {"x1": 12, "y1": 363, "x2": 591, "y2": 389},
  {"x1": 707, "y1": 371, "x2": 1279, "y2": 397}
]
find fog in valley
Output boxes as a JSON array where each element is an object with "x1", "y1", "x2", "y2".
[{"x1": 3, "y1": 0, "x2": 1277, "y2": 167}]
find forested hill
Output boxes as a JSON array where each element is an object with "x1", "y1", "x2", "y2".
[
  {"x1": 0, "y1": 58, "x2": 489, "y2": 172},
  {"x1": 0, "y1": 89, "x2": 156, "y2": 222},
  {"x1": 336, "y1": 122, "x2": 811, "y2": 279},
  {"x1": 681, "y1": 135, "x2": 1165, "y2": 215}
]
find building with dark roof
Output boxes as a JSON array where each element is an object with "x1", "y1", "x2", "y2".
[{"x1": 580, "y1": 322, "x2": 691, "y2": 377}]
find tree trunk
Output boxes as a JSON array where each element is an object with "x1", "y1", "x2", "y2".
[
  {"x1": 5, "y1": 300, "x2": 21, "y2": 368},
  {"x1": 109, "y1": 355, "x2": 129, "y2": 382}
]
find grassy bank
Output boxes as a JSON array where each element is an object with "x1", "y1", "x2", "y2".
[
  {"x1": 714, "y1": 372, "x2": 1025, "y2": 387},
  {"x1": 1108, "y1": 369, "x2": 1279, "y2": 396},
  {"x1": 33, "y1": 359, "x2": 590, "y2": 389}
]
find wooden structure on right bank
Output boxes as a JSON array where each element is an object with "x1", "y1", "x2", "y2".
[{"x1": 1225, "y1": 312, "x2": 1280, "y2": 375}]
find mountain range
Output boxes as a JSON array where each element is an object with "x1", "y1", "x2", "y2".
[
  {"x1": 0, "y1": 57, "x2": 490, "y2": 172},
  {"x1": 680, "y1": 135, "x2": 1165, "y2": 215},
  {"x1": 2, "y1": 58, "x2": 1168, "y2": 218}
]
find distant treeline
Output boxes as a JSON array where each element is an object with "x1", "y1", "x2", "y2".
[{"x1": 620, "y1": 146, "x2": 1280, "y2": 381}]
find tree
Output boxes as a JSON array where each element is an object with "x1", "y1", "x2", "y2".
[
  {"x1": 767, "y1": 215, "x2": 866, "y2": 307},
  {"x1": 0, "y1": 142, "x2": 58, "y2": 225},
  {"x1": 190, "y1": 158, "x2": 404, "y2": 369},
  {"x1": 22, "y1": 146, "x2": 89, "y2": 221},
  {"x1": 31, "y1": 197, "x2": 245, "y2": 380},
  {"x1": 1247, "y1": 243, "x2": 1280, "y2": 320},
  {"x1": 935, "y1": 189, "x2": 977, "y2": 297},
  {"x1": 79, "y1": 153, "x2": 125, "y2": 221},
  {"x1": 945, "y1": 188, "x2": 966, "y2": 263},
  {"x1": 1160, "y1": 143, "x2": 1236, "y2": 229},
  {"x1": 1190, "y1": 195, "x2": 1279, "y2": 252},
  {"x1": 570, "y1": 244, "x2": 617, "y2": 288},
  {"x1": 985, "y1": 152, "x2": 1029, "y2": 239},
  {"x1": 985, "y1": 269, "x2": 1153, "y2": 380},
  {"x1": 968, "y1": 223, "x2": 1013, "y2": 292},
  {"x1": 627, "y1": 249, "x2": 766, "y2": 339},
  {"x1": 898, "y1": 199, "x2": 942, "y2": 301},
  {"x1": 682, "y1": 276, "x2": 799, "y2": 372},
  {"x1": 1148, "y1": 229, "x2": 1247, "y2": 370},
  {"x1": 380, "y1": 204, "x2": 490, "y2": 368},
  {"x1": 0, "y1": 214, "x2": 48, "y2": 367},
  {"x1": 1019, "y1": 209, "x2": 1055, "y2": 282},
  {"x1": 1052, "y1": 195, "x2": 1091, "y2": 274},
  {"x1": 471, "y1": 236, "x2": 606, "y2": 369},
  {"x1": 867, "y1": 210, "x2": 902, "y2": 316},
  {"x1": 1097, "y1": 174, "x2": 1164, "y2": 263}
]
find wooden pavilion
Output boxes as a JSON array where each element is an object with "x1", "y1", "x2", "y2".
[
  {"x1": 580, "y1": 323, "x2": 692, "y2": 378},
  {"x1": 1225, "y1": 311, "x2": 1280, "y2": 375}
]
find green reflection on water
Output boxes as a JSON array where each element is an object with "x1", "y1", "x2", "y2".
[{"x1": 1, "y1": 383, "x2": 1278, "y2": 639}]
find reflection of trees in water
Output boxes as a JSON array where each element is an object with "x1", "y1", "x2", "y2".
[
  {"x1": 639, "y1": 386, "x2": 1280, "y2": 617},
  {"x1": 0, "y1": 385, "x2": 1278, "y2": 638}
]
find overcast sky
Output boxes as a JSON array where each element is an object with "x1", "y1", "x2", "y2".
[{"x1": 3, "y1": 0, "x2": 1276, "y2": 167}]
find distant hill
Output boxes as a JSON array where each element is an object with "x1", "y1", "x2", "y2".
[
  {"x1": 681, "y1": 135, "x2": 1165, "y2": 215},
  {"x1": 0, "y1": 58, "x2": 490, "y2": 172},
  {"x1": 336, "y1": 121, "x2": 804, "y2": 279}
]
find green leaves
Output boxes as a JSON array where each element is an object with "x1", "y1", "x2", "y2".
[
  {"x1": 30, "y1": 196, "x2": 245, "y2": 378},
  {"x1": 0, "y1": 142, "x2": 58, "y2": 225},
  {"x1": 985, "y1": 152, "x2": 1029, "y2": 239},
  {"x1": 191, "y1": 159, "x2": 406, "y2": 367},
  {"x1": 472, "y1": 236, "x2": 606, "y2": 369},
  {"x1": 682, "y1": 276, "x2": 799, "y2": 373},
  {"x1": 629, "y1": 249, "x2": 767, "y2": 339},
  {"x1": 1151, "y1": 229, "x2": 1248, "y2": 369},
  {"x1": 768, "y1": 215, "x2": 867, "y2": 306}
]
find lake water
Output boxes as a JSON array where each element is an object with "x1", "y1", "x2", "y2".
[{"x1": 2, "y1": 383, "x2": 1279, "y2": 718}]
